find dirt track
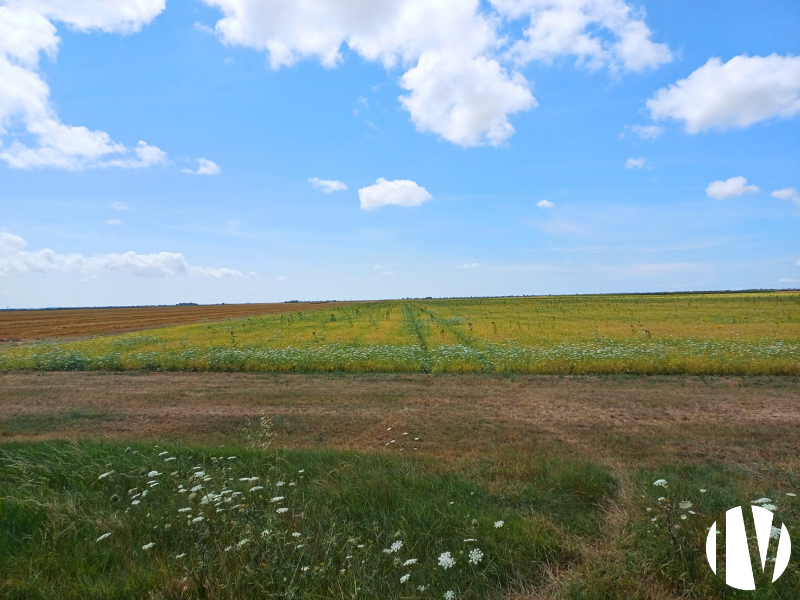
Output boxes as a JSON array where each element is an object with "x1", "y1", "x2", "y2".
[
  {"x1": 1, "y1": 373, "x2": 798, "y2": 468},
  {"x1": 0, "y1": 301, "x2": 355, "y2": 340}
]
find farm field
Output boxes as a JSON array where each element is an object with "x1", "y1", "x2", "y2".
[
  {"x1": 1, "y1": 373, "x2": 799, "y2": 599},
  {"x1": 0, "y1": 301, "x2": 354, "y2": 341},
  {"x1": 1, "y1": 292, "x2": 798, "y2": 375}
]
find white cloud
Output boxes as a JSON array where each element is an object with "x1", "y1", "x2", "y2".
[
  {"x1": 706, "y1": 176, "x2": 759, "y2": 200},
  {"x1": 106, "y1": 219, "x2": 122, "y2": 226},
  {"x1": 493, "y1": 0, "x2": 672, "y2": 72},
  {"x1": 620, "y1": 124, "x2": 663, "y2": 140},
  {"x1": 625, "y1": 157, "x2": 645, "y2": 169},
  {"x1": 201, "y1": 0, "x2": 668, "y2": 146},
  {"x1": 0, "y1": 232, "x2": 241, "y2": 278},
  {"x1": 358, "y1": 178, "x2": 432, "y2": 210},
  {"x1": 647, "y1": 54, "x2": 800, "y2": 133},
  {"x1": 779, "y1": 278, "x2": 800, "y2": 283},
  {"x1": 309, "y1": 177, "x2": 347, "y2": 192},
  {"x1": 457, "y1": 262, "x2": 479, "y2": 268},
  {"x1": 0, "y1": 2, "x2": 167, "y2": 170},
  {"x1": 182, "y1": 158, "x2": 221, "y2": 175},
  {"x1": 772, "y1": 187, "x2": 800, "y2": 207},
  {"x1": 278, "y1": 275, "x2": 286, "y2": 281},
  {"x1": 380, "y1": 271, "x2": 393, "y2": 275},
  {"x1": 537, "y1": 199, "x2": 554, "y2": 208},
  {"x1": 110, "y1": 201, "x2": 131, "y2": 210}
]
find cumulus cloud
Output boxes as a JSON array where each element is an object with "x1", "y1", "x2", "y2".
[
  {"x1": 493, "y1": 0, "x2": 672, "y2": 72},
  {"x1": 182, "y1": 158, "x2": 221, "y2": 175},
  {"x1": 625, "y1": 157, "x2": 645, "y2": 169},
  {"x1": 772, "y1": 187, "x2": 800, "y2": 207},
  {"x1": 309, "y1": 177, "x2": 347, "y2": 192},
  {"x1": 457, "y1": 262, "x2": 479, "y2": 268},
  {"x1": 0, "y1": 232, "x2": 241, "y2": 278},
  {"x1": 647, "y1": 54, "x2": 800, "y2": 133},
  {"x1": 106, "y1": 219, "x2": 122, "y2": 226},
  {"x1": 358, "y1": 178, "x2": 432, "y2": 210},
  {"x1": 110, "y1": 201, "x2": 131, "y2": 210},
  {"x1": 706, "y1": 176, "x2": 759, "y2": 200},
  {"x1": 0, "y1": 1, "x2": 167, "y2": 170},
  {"x1": 201, "y1": 0, "x2": 669, "y2": 146},
  {"x1": 537, "y1": 199, "x2": 553, "y2": 208}
]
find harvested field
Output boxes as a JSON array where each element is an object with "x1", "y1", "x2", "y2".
[
  {"x1": 0, "y1": 301, "x2": 353, "y2": 341},
  {"x1": 2, "y1": 372, "x2": 798, "y2": 468}
]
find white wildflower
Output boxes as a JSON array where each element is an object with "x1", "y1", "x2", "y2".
[
  {"x1": 657, "y1": 497, "x2": 666, "y2": 502},
  {"x1": 149, "y1": 482, "x2": 159, "y2": 488},
  {"x1": 277, "y1": 508, "x2": 289, "y2": 514},
  {"x1": 276, "y1": 481, "x2": 285, "y2": 487},
  {"x1": 770, "y1": 526, "x2": 782, "y2": 540},
  {"x1": 271, "y1": 496, "x2": 285, "y2": 502},
  {"x1": 203, "y1": 476, "x2": 212, "y2": 482},
  {"x1": 158, "y1": 451, "x2": 169, "y2": 456},
  {"x1": 237, "y1": 538, "x2": 250, "y2": 548},
  {"x1": 444, "y1": 591, "x2": 455, "y2": 600},
  {"x1": 142, "y1": 542, "x2": 155, "y2": 550},
  {"x1": 98, "y1": 471, "x2": 114, "y2": 480},
  {"x1": 678, "y1": 501, "x2": 693, "y2": 510},
  {"x1": 292, "y1": 532, "x2": 301, "y2": 537},
  {"x1": 417, "y1": 585, "x2": 426, "y2": 591},
  {"x1": 192, "y1": 471, "x2": 205, "y2": 479},
  {"x1": 357, "y1": 544, "x2": 365, "y2": 548},
  {"x1": 164, "y1": 457, "x2": 176, "y2": 462},
  {"x1": 190, "y1": 485, "x2": 203, "y2": 492},
  {"x1": 753, "y1": 497, "x2": 772, "y2": 504},
  {"x1": 249, "y1": 486, "x2": 264, "y2": 492},
  {"x1": 191, "y1": 516, "x2": 204, "y2": 523},
  {"x1": 228, "y1": 456, "x2": 236, "y2": 460},
  {"x1": 787, "y1": 493, "x2": 796, "y2": 497},
  {"x1": 178, "y1": 507, "x2": 192, "y2": 513},
  {"x1": 384, "y1": 540, "x2": 403, "y2": 553},
  {"x1": 762, "y1": 504, "x2": 777, "y2": 511},
  {"x1": 463, "y1": 538, "x2": 477, "y2": 542},
  {"x1": 131, "y1": 500, "x2": 141, "y2": 505},
  {"x1": 288, "y1": 482, "x2": 296, "y2": 486},
  {"x1": 96, "y1": 533, "x2": 112, "y2": 543},
  {"x1": 298, "y1": 469, "x2": 304, "y2": 473},
  {"x1": 400, "y1": 574, "x2": 410, "y2": 583},
  {"x1": 680, "y1": 514, "x2": 687, "y2": 520},
  {"x1": 468, "y1": 548, "x2": 484, "y2": 565},
  {"x1": 699, "y1": 489, "x2": 707, "y2": 493},
  {"x1": 438, "y1": 551, "x2": 455, "y2": 569},
  {"x1": 261, "y1": 529, "x2": 271, "y2": 537},
  {"x1": 494, "y1": 520, "x2": 504, "y2": 528},
  {"x1": 176, "y1": 553, "x2": 186, "y2": 559},
  {"x1": 224, "y1": 545, "x2": 232, "y2": 552},
  {"x1": 403, "y1": 558, "x2": 418, "y2": 566},
  {"x1": 147, "y1": 471, "x2": 161, "y2": 477},
  {"x1": 653, "y1": 479, "x2": 668, "y2": 487},
  {"x1": 301, "y1": 566, "x2": 309, "y2": 572}
]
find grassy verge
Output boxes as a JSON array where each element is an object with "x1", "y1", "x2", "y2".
[{"x1": 0, "y1": 441, "x2": 615, "y2": 599}]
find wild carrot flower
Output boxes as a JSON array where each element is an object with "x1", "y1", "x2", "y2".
[
  {"x1": 763, "y1": 504, "x2": 777, "y2": 511},
  {"x1": 158, "y1": 451, "x2": 169, "y2": 456},
  {"x1": 261, "y1": 529, "x2": 271, "y2": 537},
  {"x1": 494, "y1": 520, "x2": 503, "y2": 528},
  {"x1": 249, "y1": 486, "x2": 264, "y2": 492},
  {"x1": 190, "y1": 485, "x2": 203, "y2": 492},
  {"x1": 178, "y1": 507, "x2": 192, "y2": 512},
  {"x1": 147, "y1": 471, "x2": 161, "y2": 477},
  {"x1": 131, "y1": 500, "x2": 141, "y2": 505},
  {"x1": 175, "y1": 554, "x2": 186, "y2": 559},
  {"x1": 98, "y1": 471, "x2": 114, "y2": 480},
  {"x1": 468, "y1": 548, "x2": 484, "y2": 565},
  {"x1": 653, "y1": 479, "x2": 668, "y2": 487},
  {"x1": 164, "y1": 457, "x2": 176, "y2": 462},
  {"x1": 298, "y1": 469, "x2": 305, "y2": 473},
  {"x1": 403, "y1": 558, "x2": 418, "y2": 566},
  {"x1": 271, "y1": 496, "x2": 284, "y2": 502},
  {"x1": 438, "y1": 552, "x2": 455, "y2": 569},
  {"x1": 384, "y1": 540, "x2": 403, "y2": 553},
  {"x1": 192, "y1": 471, "x2": 205, "y2": 479},
  {"x1": 96, "y1": 533, "x2": 112, "y2": 542},
  {"x1": 276, "y1": 508, "x2": 289, "y2": 514},
  {"x1": 463, "y1": 538, "x2": 476, "y2": 542},
  {"x1": 142, "y1": 542, "x2": 155, "y2": 550},
  {"x1": 787, "y1": 493, "x2": 796, "y2": 497},
  {"x1": 444, "y1": 590, "x2": 455, "y2": 599},
  {"x1": 191, "y1": 516, "x2": 204, "y2": 523},
  {"x1": 400, "y1": 574, "x2": 410, "y2": 583},
  {"x1": 678, "y1": 501, "x2": 693, "y2": 510},
  {"x1": 292, "y1": 532, "x2": 301, "y2": 537},
  {"x1": 276, "y1": 481, "x2": 285, "y2": 487}
]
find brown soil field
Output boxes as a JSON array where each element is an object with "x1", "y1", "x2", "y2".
[
  {"x1": 1, "y1": 372, "x2": 798, "y2": 469},
  {"x1": 0, "y1": 301, "x2": 355, "y2": 341}
]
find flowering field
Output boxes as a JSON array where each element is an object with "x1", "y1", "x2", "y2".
[{"x1": 1, "y1": 292, "x2": 798, "y2": 375}]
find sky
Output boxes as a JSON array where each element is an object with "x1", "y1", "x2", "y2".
[{"x1": 0, "y1": 0, "x2": 798, "y2": 309}]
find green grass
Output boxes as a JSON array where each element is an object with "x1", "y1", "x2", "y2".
[
  {"x1": 0, "y1": 441, "x2": 614, "y2": 599},
  {"x1": 1, "y1": 442, "x2": 798, "y2": 598},
  {"x1": 1, "y1": 292, "x2": 799, "y2": 374}
]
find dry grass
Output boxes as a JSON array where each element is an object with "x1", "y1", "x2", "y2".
[{"x1": 2, "y1": 372, "x2": 798, "y2": 469}]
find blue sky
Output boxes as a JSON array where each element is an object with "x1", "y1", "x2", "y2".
[{"x1": 0, "y1": 0, "x2": 798, "y2": 308}]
